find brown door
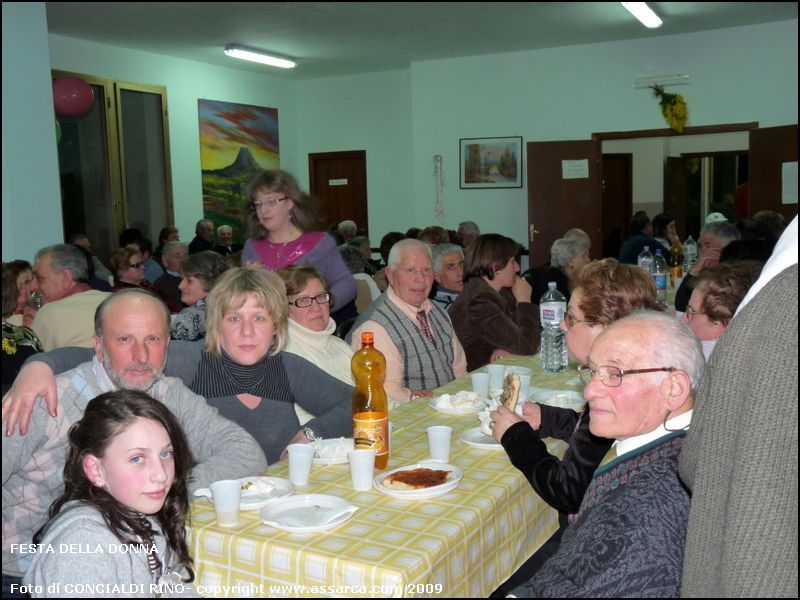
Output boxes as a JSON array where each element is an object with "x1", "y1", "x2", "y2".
[
  {"x1": 308, "y1": 150, "x2": 368, "y2": 234},
  {"x1": 749, "y1": 124, "x2": 798, "y2": 220},
  {"x1": 527, "y1": 140, "x2": 601, "y2": 267},
  {"x1": 601, "y1": 154, "x2": 632, "y2": 259}
]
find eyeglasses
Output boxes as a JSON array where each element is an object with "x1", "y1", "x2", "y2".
[
  {"x1": 577, "y1": 364, "x2": 678, "y2": 387},
  {"x1": 289, "y1": 292, "x2": 331, "y2": 308},
  {"x1": 564, "y1": 311, "x2": 592, "y2": 329},
  {"x1": 129, "y1": 262, "x2": 144, "y2": 269},
  {"x1": 683, "y1": 306, "x2": 705, "y2": 320},
  {"x1": 251, "y1": 196, "x2": 288, "y2": 211}
]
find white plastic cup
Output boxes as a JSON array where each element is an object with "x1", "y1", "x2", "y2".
[
  {"x1": 470, "y1": 373, "x2": 490, "y2": 399},
  {"x1": 209, "y1": 479, "x2": 241, "y2": 527},
  {"x1": 427, "y1": 425, "x2": 452, "y2": 462},
  {"x1": 487, "y1": 364, "x2": 506, "y2": 391},
  {"x1": 348, "y1": 449, "x2": 377, "y2": 491},
  {"x1": 287, "y1": 443, "x2": 315, "y2": 486},
  {"x1": 518, "y1": 374, "x2": 532, "y2": 401}
]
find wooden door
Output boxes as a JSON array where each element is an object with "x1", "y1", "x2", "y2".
[
  {"x1": 749, "y1": 124, "x2": 798, "y2": 220},
  {"x1": 308, "y1": 150, "x2": 368, "y2": 234},
  {"x1": 664, "y1": 156, "x2": 693, "y2": 238},
  {"x1": 527, "y1": 140, "x2": 601, "y2": 267},
  {"x1": 601, "y1": 154, "x2": 632, "y2": 259}
]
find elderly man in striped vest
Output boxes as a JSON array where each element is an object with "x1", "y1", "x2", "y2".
[{"x1": 348, "y1": 239, "x2": 467, "y2": 404}]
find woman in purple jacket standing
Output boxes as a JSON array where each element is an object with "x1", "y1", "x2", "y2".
[{"x1": 241, "y1": 170, "x2": 357, "y2": 323}]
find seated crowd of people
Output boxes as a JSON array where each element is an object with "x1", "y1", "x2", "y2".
[{"x1": 1, "y1": 168, "x2": 796, "y2": 598}]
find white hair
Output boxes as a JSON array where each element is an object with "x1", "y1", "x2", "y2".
[
  {"x1": 550, "y1": 237, "x2": 589, "y2": 269},
  {"x1": 337, "y1": 220, "x2": 357, "y2": 236},
  {"x1": 387, "y1": 238, "x2": 432, "y2": 269},
  {"x1": 432, "y1": 243, "x2": 464, "y2": 273},
  {"x1": 606, "y1": 310, "x2": 705, "y2": 394}
]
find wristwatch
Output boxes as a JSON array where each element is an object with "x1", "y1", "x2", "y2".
[{"x1": 303, "y1": 427, "x2": 317, "y2": 442}]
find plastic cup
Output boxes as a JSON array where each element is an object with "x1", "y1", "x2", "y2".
[
  {"x1": 287, "y1": 444, "x2": 315, "y2": 486},
  {"x1": 518, "y1": 374, "x2": 532, "y2": 401},
  {"x1": 487, "y1": 364, "x2": 506, "y2": 391},
  {"x1": 470, "y1": 373, "x2": 490, "y2": 399},
  {"x1": 348, "y1": 449, "x2": 377, "y2": 491},
  {"x1": 209, "y1": 479, "x2": 241, "y2": 527},
  {"x1": 427, "y1": 425, "x2": 452, "y2": 462}
]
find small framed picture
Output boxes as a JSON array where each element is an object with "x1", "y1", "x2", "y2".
[{"x1": 459, "y1": 136, "x2": 523, "y2": 189}]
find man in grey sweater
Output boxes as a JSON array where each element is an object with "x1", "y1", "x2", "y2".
[{"x1": 2, "y1": 290, "x2": 267, "y2": 582}]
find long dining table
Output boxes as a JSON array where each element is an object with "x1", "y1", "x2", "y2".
[{"x1": 188, "y1": 355, "x2": 584, "y2": 598}]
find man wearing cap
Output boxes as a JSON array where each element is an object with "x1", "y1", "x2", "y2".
[{"x1": 675, "y1": 221, "x2": 741, "y2": 311}]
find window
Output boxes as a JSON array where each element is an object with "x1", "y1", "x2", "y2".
[{"x1": 54, "y1": 70, "x2": 173, "y2": 264}]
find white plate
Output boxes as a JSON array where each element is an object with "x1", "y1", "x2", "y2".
[
  {"x1": 313, "y1": 438, "x2": 353, "y2": 465},
  {"x1": 260, "y1": 494, "x2": 357, "y2": 533},
  {"x1": 428, "y1": 395, "x2": 484, "y2": 415},
  {"x1": 374, "y1": 462, "x2": 463, "y2": 499},
  {"x1": 529, "y1": 388, "x2": 586, "y2": 410},
  {"x1": 459, "y1": 427, "x2": 504, "y2": 450},
  {"x1": 194, "y1": 476, "x2": 294, "y2": 511}
]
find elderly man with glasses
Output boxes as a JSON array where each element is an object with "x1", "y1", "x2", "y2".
[{"x1": 509, "y1": 311, "x2": 703, "y2": 597}]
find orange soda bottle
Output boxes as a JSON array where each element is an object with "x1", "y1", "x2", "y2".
[
  {"x1": 668, "y1": 240, "x2": 684, "y2": 287},
  {"x1": 351, "y1": 332, "x2": 389, "y2": 469}
]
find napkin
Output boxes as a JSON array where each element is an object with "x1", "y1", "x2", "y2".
[
  {"x1": 435, "y1": 391, "x2": 483, "y2": 411},
  {"x1": 314, "y1": 437, "x2": 354, "y2": 460},
  {"x1": 477, "y1": 396, "x2": 526, "y2": 436},
  {"x1": 264, "y1": 504, "x2": 358, "y2": 528},
  {"x1": 242, "y1": 478, "x2": 277, "y2": 497}
]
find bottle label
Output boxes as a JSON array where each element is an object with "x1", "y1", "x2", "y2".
[
  {"x1": 540, "y1": 302, "x2": 565, "y2": 326},
  {"x1": 353, "y1": 412, "x2": 388, "y2": 457},
  {"x1": 653, "y1": 274, "x2": 667, "y2": 290}
]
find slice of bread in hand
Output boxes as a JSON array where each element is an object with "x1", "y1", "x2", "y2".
[{"x1": 500, "y1": 372, "x2": 520, "y2": 412}]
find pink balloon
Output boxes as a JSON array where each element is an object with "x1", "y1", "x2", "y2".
[{"x1": 52, "y1": 77, "x2": 95, "y2": 116}]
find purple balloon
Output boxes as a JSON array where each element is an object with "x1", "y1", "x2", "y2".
[{"x1": 52, "y1": 77, "x2": 95, "y2": 116}]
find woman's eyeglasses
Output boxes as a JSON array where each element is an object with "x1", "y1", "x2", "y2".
[
  {"x1": 129, "y1": 262, "x2": 144, "y2": 269},
  {"x1": 564, "y1": 311, "x2": 592, "y2": 329},
  {"x1": 683, "y1": 306, "x2": 705, "y2": 320},
  {"x1": 289, "y1": 293, "x2": 331, "y2": 308},
  {"x1": 251, "y1": 196, "x2": 288, "y2": 211},
  {"x1": 577, "y1": 364, "x2": 678, "y2": 387}
]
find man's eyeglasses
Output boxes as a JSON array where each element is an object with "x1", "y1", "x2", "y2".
[
  {"x1": 251, "y1": 196, "x2": 288, "y2": 211},
  {"x1": 289, "y1": 293, "x2": 331, "y2": 308},
  {"x1": 577, "y1": 364, "x2": 678, "y2": 387},
  {"x1": 564, "y1": 311, "x2": 592, "y2": 329}
]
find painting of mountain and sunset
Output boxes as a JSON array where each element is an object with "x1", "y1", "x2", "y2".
[{"x1": 198, "y1": 99, "x2": 279, "y2": 242}]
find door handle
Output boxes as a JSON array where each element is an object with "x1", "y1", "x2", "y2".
[{"x1": 529, "y1": 224, "x2": 539, "y2": 243}]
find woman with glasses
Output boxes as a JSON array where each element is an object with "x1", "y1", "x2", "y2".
[
  {"x1": 449, "y1": 234, "x2": 539, "y2": 371},
  {"x1": 170, "y1": 251, "x2": 228, "y2": 341},
  {"x1": 241, "y1": 170, "x2": 357, "y2": 325},
  {"x1": 681, "y1": 260, "x2": 762, "y2": 359},
  {"x1": 487, "y1": 259, "x2": 662, "y2": 591},
  {"x1": 109, "y1": 247, "x2": 155, "y2": 293}
]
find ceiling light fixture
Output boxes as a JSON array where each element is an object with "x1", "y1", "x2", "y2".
[
  {"x1": 621, "y1": 3, "x2": 663, "y2": 29},
  {"x1": 224, "y1": 44, "x2": 296, "y2": 69}
]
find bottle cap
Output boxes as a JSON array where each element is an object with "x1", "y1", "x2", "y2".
[{"x1": 361, "y1": 332, "x2": 374, "y2": 345}]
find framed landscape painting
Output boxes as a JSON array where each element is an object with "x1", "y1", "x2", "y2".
[{"x1": 459, "y1": 136, "x2": 523, "y2": 189}]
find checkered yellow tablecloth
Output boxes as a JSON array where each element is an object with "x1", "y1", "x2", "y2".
[{"x1": 189, "y1": 357, "x2": 582, "y2": 598}]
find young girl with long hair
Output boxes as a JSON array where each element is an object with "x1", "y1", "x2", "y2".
[{"x1": 24, "y1": 390, "x2": 194, "y2": 597}]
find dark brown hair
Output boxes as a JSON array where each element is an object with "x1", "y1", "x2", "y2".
[{"x1": 463, "y1": 234, "x2": 520, "y2": 282}]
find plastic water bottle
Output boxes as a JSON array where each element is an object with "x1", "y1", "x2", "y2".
[
  {"x1": 539, "y1": 282, "x2": 567, "y2": 373},
  {"x1": 653, "y1": 249, "x2": 668, "y2": 306},
  {"x1": 637, "y1": 245, "x2": 654, "y2": 273},
  {"x1": 682, "y1": 235, "x2": 697, "y2": 272}
]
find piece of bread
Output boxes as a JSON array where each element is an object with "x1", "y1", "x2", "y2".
[
  {"x1": 500, "y1": 372, "x2": 520, "y2": 412},
  {"x1": 383, "y1": 468, "x2": 453, "y2": 490}
]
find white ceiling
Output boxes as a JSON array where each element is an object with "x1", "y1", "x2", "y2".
[{"x1": 46, "y1": 2, "x2": 798, "y2": 80}]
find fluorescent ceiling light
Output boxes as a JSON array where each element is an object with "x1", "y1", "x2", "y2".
[
  {"x1": 621, "y1": 3, "x2": 663, "y2": 29},
  {"x1": 224, "y1": 44, "x2": 296, "y2": 69}
]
